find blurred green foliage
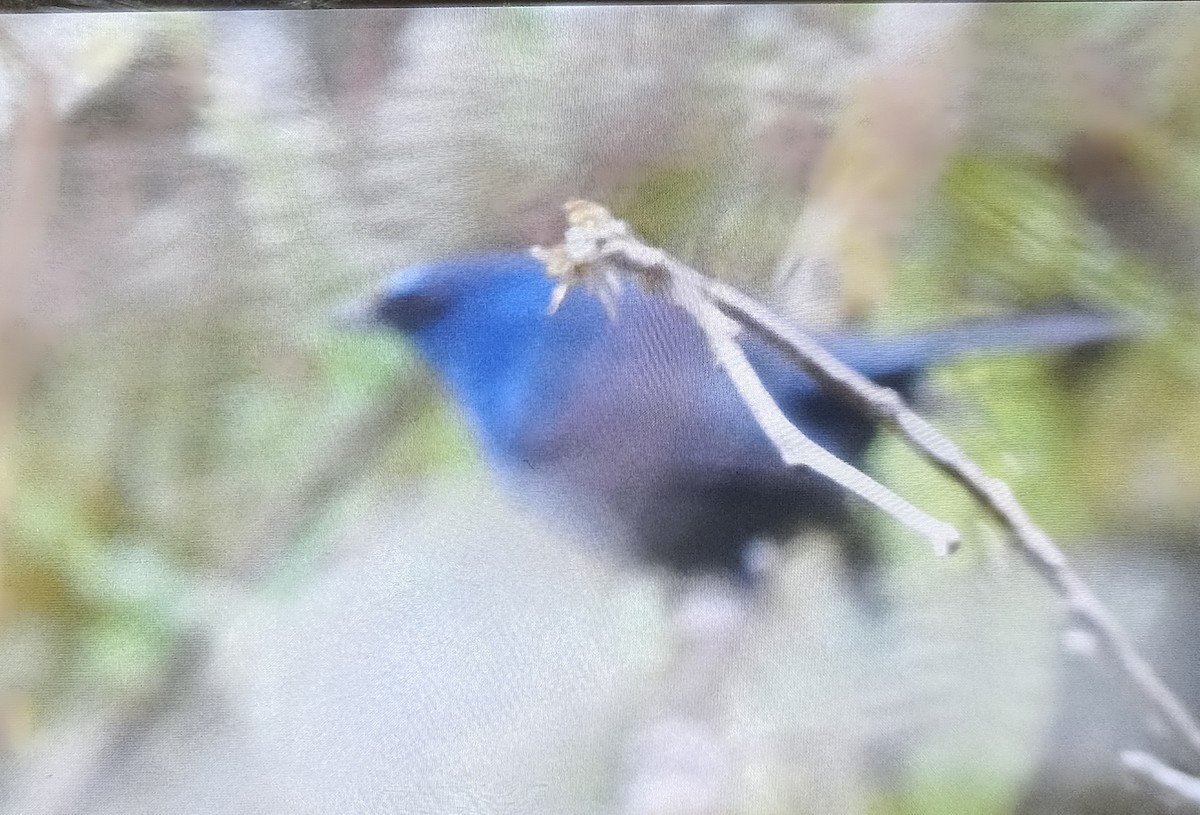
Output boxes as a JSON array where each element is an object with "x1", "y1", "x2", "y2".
[
  {"x1": 614, "y1": 162, "x2": 716, "y2": 249},
  {"x1": 870, "y1": 774, "x2": 1018, "y2": 815},
  {"x1": 1, "y1": 317, "x2": 446, "y2": 719},
  {"x1": 864, "y1": 149, "x2": 1200, "y2": 562}
]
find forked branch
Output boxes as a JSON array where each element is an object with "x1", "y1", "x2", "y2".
[{"x1": 535, "y1": 199, "x2": 1200, "y2": 771}]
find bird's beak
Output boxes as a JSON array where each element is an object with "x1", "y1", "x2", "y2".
[{"x1": 334, "y1": 295, "x2": 381, "y2": 330}]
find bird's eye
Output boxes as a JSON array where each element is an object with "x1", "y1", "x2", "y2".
[{"x1": 377, "y1": 292, "x2": 449, "y2": 331}]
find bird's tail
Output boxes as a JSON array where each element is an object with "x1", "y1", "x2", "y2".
[
  {"x1": 829, "y1": 310, "x2": 1137, "y2": 381},
  {"x1": 909, "y1": 310, "x2": 1135, "y2": 360}
]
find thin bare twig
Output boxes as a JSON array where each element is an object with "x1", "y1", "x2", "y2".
[
  {"x1": 666, "y1": 270, "x2": 959, "y2": 557},
  {"x1": 1123, "y1": 750, "x2": 1200, "y2": 811},
  {"x1": 537, "y1": 202, "x2": 960, "y2": 558},
  {"x1": 537, "y1": 200, "x2": 1200, "y2": 770}
]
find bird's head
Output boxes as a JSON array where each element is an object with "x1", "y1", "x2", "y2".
[
  {"x1": 366, "y1": 252, "x2": 554, "y2": 342},
  {"x1": 344, "y1": 251, "x2": 608, "y2": 452}
]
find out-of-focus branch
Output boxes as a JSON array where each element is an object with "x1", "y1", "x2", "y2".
[
  {"x1": 0, "y1": 28, "x2": 61, "y2": 603},
  {"x1": 227, "y1": 373, "x2": 430, "y2": 586},
  {"x1": 619, "y1": 581, "x2": 751, "y2": 815},
  {"x1": 1122, "y1": 750, "x2": 1200, "y2": 811},
  {"x1": 4, "y1": 629, "x2": 214, "y2": 815},
  {"x1": 774, "y1": 4, "x2": 976, "y2": 322},
  {"x1": 0, "y1": 34, "x2": 59, "y2": 282},
  {"x1": 539, "y1": 200, "x2": 1200, "y2": 772}
]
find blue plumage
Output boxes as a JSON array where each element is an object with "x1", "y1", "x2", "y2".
[{"x1": 364, "y1": 251, "x2": 1120, "y2": 578}]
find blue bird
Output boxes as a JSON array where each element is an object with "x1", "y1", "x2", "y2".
[{"x1": 356, "y1": 251, "x2": 1122, "y2": 583}]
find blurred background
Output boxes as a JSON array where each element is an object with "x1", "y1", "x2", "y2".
[{"x1": 0, "y1": 5, "x2": 1199, "y2": 814}]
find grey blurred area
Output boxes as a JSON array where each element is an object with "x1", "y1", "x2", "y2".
[
  {"x1": 4, "y1": 480, "x2": 1195, "y2": 814},
  {"x1": 0, "y1": 6, "x2": 1198, "y2": 815}
]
